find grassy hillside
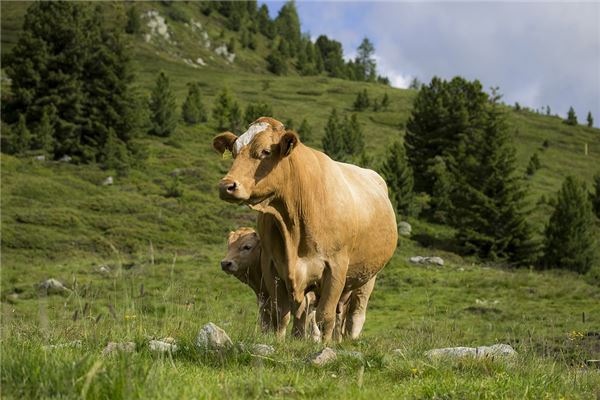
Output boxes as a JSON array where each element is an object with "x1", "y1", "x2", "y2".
[{"x1": 1, "y1": 2, "x2": 599, "y2": 399}]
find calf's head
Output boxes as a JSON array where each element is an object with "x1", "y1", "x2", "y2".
[
  {"x1": 213, "y1": 117, "x2": 298, "y2": 205},
  {"x1": 220, "y1": 227, "x2": 261, "y2": 278}
]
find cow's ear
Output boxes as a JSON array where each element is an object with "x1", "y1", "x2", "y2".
[
  {"x1": 213, "y1": 132, "x2": 238, "y2": 154},
  {"x1": 280, "y1": 131, "x2": 299, "y2": 157}
]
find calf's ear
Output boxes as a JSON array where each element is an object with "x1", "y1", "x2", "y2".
[
  {"x1": 213, "y1": 132, "x2": 238, "y2": 154},
  {"x1": 280, "y1": 131, "x2": 299, "y2": 157}
]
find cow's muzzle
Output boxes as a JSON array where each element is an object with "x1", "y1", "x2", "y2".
[
  {"x1": 218, "y1": 179, "x2": 246, "y2": 202},
  {"x1": 220, "y1": 259, "x2": 237, "y2": 273}
]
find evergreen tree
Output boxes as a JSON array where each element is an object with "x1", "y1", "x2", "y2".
[
  {"x1": 542, "y1": 176, "x2": 597, "y2": 273},
  {"x1": 526, "y1": 153, "x2": 541, "y2": 176},
  {"x1": 229, "y1": 101, "x2": 243, "y2": 134},
  {"x1": 372, "y1": 98, "x2": 380, "y2": 112},
  {"x1": 125, "y1": 6, "x2": 141, "y2": 34},
  {"x1": 355, "y1": 37, "x2": 376, "y2": 81},
  {"x1": 315, "y1": 35, "x2": 346, "y2": 78},
  {"x1": 427, "y1": 156, "x2": 453, "y2": 223},
  {"x1": 5, "y1": 2, "x2": 136, "y2": 162},
  {"x1": 267, "y1": 50, "x2": 288, "y2": 75},
  {"x1": 298, "y1": 118, "x2": 312, "y2": 142},
  {"x1": 452, "y1": 91, "x2": 536, "y2": 264},
  {"x1": 408, "y1": 78, "x2": 422, "y2": 90},
  {"x1": 565, "y1": 106, "x2": 578, "y2": 126},
  {"x1": 381, "y1": 93, "x2": 390, "y2": 110},
  {"x1": 102, "y1": 128, "x2": 129, "y2": 174},
  {"x1": 35, "y1": 105, "x2": 55, "y2": 155},
  {"x1": 213, "y1": 88, "x2": 236, "y2": 130},
  {"x1": 546, "y1": 105, "x2": 551, "y2": 116},
  {"x1": 149, "y1": 71, "x2": 178, "y2": 137},
  {"x1": 353, "y1": 89, "x2": 370, "y2": 111},
  {"x1": 244, "y1": 102, "x2": 273, "y2": 126},
  {"x1": 587, "y1": 111, "x2": 594, "y2": 128},
  {"x1": 274, "y1": 1, "x2": 301, "y2": 55},
  {"x1": 592, "y1": 174, "x2": 600, "y2": 219},
  {"x1": 405, "y1": 76, "x2": 488, "y2": 195},
  {"x1": 257, "y1": 4, "x2": 275, "y2": 39},
  {"x1": 343, "y1": 113, "x2": 365, "y2": 158},
  {"x1": 322, "y1": 108, "x2": 345, "y2": 161},
  {"x1": 182, "y1": 82, "x2": 208, "y2": 124},
  {"x1": 380, "y1": 141, "x2": 414, "y2": 217},
  {"x1": 9, "y1": 114, "x2": 32, "y2": 155}
]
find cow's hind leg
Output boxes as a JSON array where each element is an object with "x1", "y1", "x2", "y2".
[{"x1": 344, "y1": 275, "x2": 376, "y2": 340}]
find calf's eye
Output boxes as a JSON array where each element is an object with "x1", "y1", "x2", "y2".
[{"x1": 242, "y1": 244, "x2": 253, "y2": 250}]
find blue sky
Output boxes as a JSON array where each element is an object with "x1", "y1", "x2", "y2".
[{"x1": 262, "y1": 1, "x2": 600, "y2": 126}]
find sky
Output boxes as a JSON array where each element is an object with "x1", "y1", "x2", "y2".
[{"x1": 262, "y1": 1, "x2": 600, "y2": 126}]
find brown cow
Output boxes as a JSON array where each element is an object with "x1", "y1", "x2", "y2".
[
  {"x1": 213, "y1": 117, "x2": 397, "y2": 342},
  {"x1": 220, "y1": 227, "x2": 376, "y2": 340}
]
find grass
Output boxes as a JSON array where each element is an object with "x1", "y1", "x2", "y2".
[{"x1": 1, "y1": 2, "x2": 600, "y2": 399}]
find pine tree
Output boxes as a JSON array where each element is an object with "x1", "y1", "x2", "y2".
[
  {"x1": 526, "y1": 153, "x2": 541, "y2": 176},
  {"x1": 149, "y1": 71, "x2": 178, "y2": 137},
  {"x1": 355, "y1": 37, "x2": 376, "y2": 81},
  {"x1": 565, "y1": 106, "x2": 578, "y2": 126},
  {"x1": 274, "y1": 1, "x2": 301, "y2": 56},
  {"x1": 315, "y1": 35, "x2": 346, "y2": 78},
  {"x1": 102, "y1": 128, "x2": 129, "y2": 174},
  {"x1": 125, "y1": 6, "x2": 141, "y2": 34},
  {"x1": 587, "y1": 111, "x2": 594, "y2": 128},
  {"x1": 343, "y1": 113, "x2": 364, "y2": 159},
  {"x1": 353, "y1": 89, "x2": 370, "y2": 111},
  {"x1": 244, "y1": 102, "x2": 273, "y2": 126},
  {"x1": 405, "y1": 76, "x2": 488, "y2": 195},
  {"x1": 298, "y1": 118, "x2": 312, "y2": 142},
  {"x1": 592, "y1": 174, "x2": 600, "y2": 219},
  {"x1": 10, "y1": 114, "x2": 32, "y2": 155},
  {"x1": 266, "y1": 50, "x2": 287, "y2": 75},
  {"x1": 229, "y1": 101, "x2": 243, "y2": 134},
  {"x1": 427, "y1": 156, "x2": 453, "y2": 223},
  {"x1": 380, "y1": 141, "x2": 414, "y2": 217},
  {"x1": 35, "y1": 105, "x2": 55, "y2": 155},
  {"x1": 542, "y1": 176, "x2": 597, "y2": 273},
  {"x1": 381, "y1": 93, "x2": 390, "y2": 110},
  {"x1": 257, "y1": 4, "x2": 275, "y2": 39},
  {"x1": 452, "y1": 91, "x2": 536, "y2": 264},
  {"x1": 213, "y1": 88, "x2": 236, "y2": 130},
  {"x1": 409, "y1": 78, "x2": 422, "y2": 90},
  {"x1": 322, "y1": 108, "x2": 345, "y2": 161},
  {"x1": 182, "y1": 82, "x2": 208, "y2": 125}
]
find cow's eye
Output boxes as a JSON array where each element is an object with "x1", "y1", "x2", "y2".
[
  {"x1": 261, "y1": 149, "x2": 271, "y2": 158},
  {"x1": 242, "y1": 244, "x2": 253, "y2": 251}
]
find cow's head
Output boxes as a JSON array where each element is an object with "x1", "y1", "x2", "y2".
[
  {"x1": 213, "y1": 117, "x2": 299, "y2": 205},
  {"x1": 220, "y1": 227, "x2": 260, "y2": 277}
]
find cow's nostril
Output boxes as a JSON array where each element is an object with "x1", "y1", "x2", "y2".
[
  {"x1": 221, "y1": 260, "x2": 232, "y2": 269},
  {"x1": 226, "y1": 182, "x2": 237, "y2": 193}
]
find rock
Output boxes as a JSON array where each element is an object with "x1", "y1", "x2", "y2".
[
  {"x1": 102, "y1": 176, "x2": 113, "y2": 186},
  {"x1": 195, "y1": 57, "x2": 206, "y2": 66},
  {"x1": 97, "y1": 265, "x2": 111, "y2": 274},
  {"x1": 38, "y1": 278, "x2": 69, "y2": 293},
  {"x1": 195, "y1": 322, "x2": 233, "y2": 351},
  {"x1": 102, "y1": 341, "x2": 135, "y2": 356},
  {"x1": 149, "y1": 338, "x2": 178, "y2": 354},
  {"x1": 425, "y1": 343, "x2": 517, "y2": 359},
  {"x1": 251, "y1": 344, "x2": 275, "y2": 356},
  {"x1": 398, "y1": 221, "x2": 412, "y2": 236},
  {"x1": 144, "y1": 10, "x2": 171, "y2": 42},
  {"x1": 409, "y1": 256, "x2": 444, "y2": 266},
  {"x1": 308, "y1": 347, "x2": 337, "y2": 366},
  {"x1": 59, "y1": 155, "x2": 72, "y2": 162},
  {"x1": 34, "y1": 155, "x2": 46, "y2": 161}
]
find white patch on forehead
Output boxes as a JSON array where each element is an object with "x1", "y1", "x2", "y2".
[{"x1": 234, "y1": 122, "x2": 270, "y2": 154}]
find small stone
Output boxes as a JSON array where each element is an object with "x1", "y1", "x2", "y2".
[
  {"x1": 60, "y1": 155, "x2": 72, "y2": 162},
  {"x1": 102, "y1": 176, "x2": 113, "y2": 186},
  {"x1": 409, "y1": 256, "x2": 444, "y2": 266},
  {"x1": 425, "y1": 343, "x2": 516, "y2": 359},
  {"x1": 195, "y1": 57, "x2": 206, "y2": 66},
  {"x1": 102, "y1": 341, "x2": 135, "y2": 356},
  {"x1": 398, "y1": 221, "x2": 412, "y2": 236},
  {"x1": 43, "y1": 340, "x2": 82, "y2": 350},
  {"x1": 308, "y1": 347, "x2": 337, "y2": 366},
  {"x1": 38, "y1": 278, "x2": 69, "y2": 293},
  {"x1": 149, "y1": 338, "x2": 178, "y2": 354},
  {"x1": 195, "y1": 322, "x2": 233, "y2": 351},
  {"x1": 34, "y1": 155, "x2": 46, "y2": 161},
  {"x1": 251, "y1": 344, "x2": 275, "y2": 356}
]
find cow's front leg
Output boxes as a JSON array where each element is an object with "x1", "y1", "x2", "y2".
[{"x1": 316, "y1": 255, "x2": 349, "y2": 342}]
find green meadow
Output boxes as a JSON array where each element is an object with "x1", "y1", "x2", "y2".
[{"x1": 1, "y1": 2, "x2": 599, "y2": 399}]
